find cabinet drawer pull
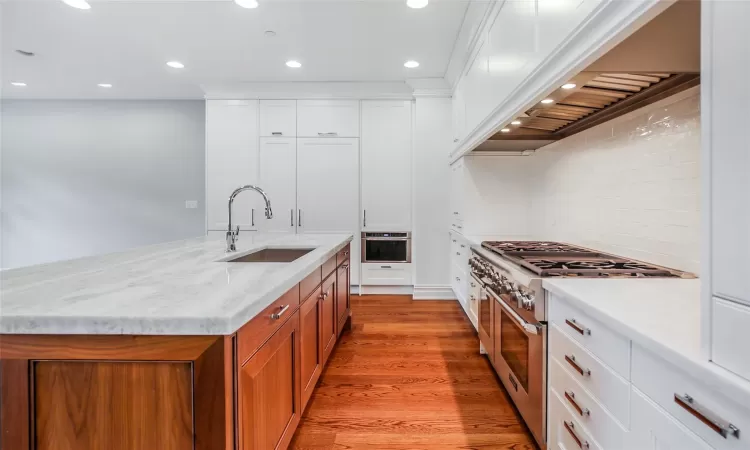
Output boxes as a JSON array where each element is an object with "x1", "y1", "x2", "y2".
[
  {"x1": 566, "y1": 318, "x2": 591, "y2": 336},
  {"x1": 290, "y1": 209, "x2": 294, "y2": 227},
  {"x1": 456, "y1": 252, "x2": 461, "y2": 256},
  {"x1": 342, "y1": 264, "x2": 349, "y2": 270},
  {"x1": 460, "y1": 244, "x2": 466, "y2": 248},
  {"x1": 381, "y1": 265, "x2": 392, "y2": 269},
  {"x1": 470, "y1": 282, "x2": 476, "y2": 288},
  {"x1": 674, "y1": 393, "x2": 740, "y2": 439},
  {"x1": 455, "y1": 276, "x2": 460, "y2": 281},
  {"x1": 318, "y1": 132, "x2": 338, "y2": 137},
  {"x1": 271, "y1": 131, "x2": 283, "y2": 136},
  {"x1": 452, "y1": 239, "x2": 457, "y2": 243},
  {"x1": 565, "y1": 355, "x2": 591, "y2": 377},
  {"x1": 563, "y1": 421, "x2": 589, "y2": 449},
  {"x1": 271, "y1": 304, "x2": 290, "y2": 320},
  {"x1": 344, "y1": 251, "x2": 349, "y2": 256},
  {"x1": 564, "y1": 391, "x2": 590, "y2": 417}
]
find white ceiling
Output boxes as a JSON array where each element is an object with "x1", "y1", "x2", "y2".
[{"x1": 1, "y1": 0, "x2": 470, "y2": 99}]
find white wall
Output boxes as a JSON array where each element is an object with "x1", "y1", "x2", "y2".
[
  {"x1": 1, "y1": 100, "x2": 206, "y2": 269},
  {"x1": 413, "y1": 97, "x2": 452, "y2": 288}
]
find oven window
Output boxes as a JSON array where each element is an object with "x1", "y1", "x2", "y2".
[
  {"x1": 500, "y1": 309, "x2": 530, "y2": 391},
  {"x1": 364, "y1": 240, "x2": 407, "y2": 262}
]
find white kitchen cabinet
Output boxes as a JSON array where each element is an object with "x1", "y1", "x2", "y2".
[
  {"x1": 451, "y1": 79, "x2": 466, "y2": 145},
  {"x1": 205, "y1": 100, "x2": 260, "y2": 232},
  {"x1": 703, "y1": 0, "x2": 750, "y2": 380},
  {"x1": 449, "y1": 158, "x2": 465, "y2": 233},
  {"x1": 297, "y1": 100, "x2": 360, "y2": 138},
  {"x1": 463, "y1": 35, "x2": 490, "y2": 137},
  {"x1": 296, "y1": 138, "x2": 360, "y2": 233},
  {"x1": 258, "y1": 138, "x2": 297, "y2": 234},
  {"x1": 259, "y1": 100, "x2": 296, "y2": 137},
  {"x1": 361, "y1": 100, "x2": 412, "y2": 231}
]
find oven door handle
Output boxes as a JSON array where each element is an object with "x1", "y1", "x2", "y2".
[
  {"x1": 487, "y1": 289, "x2": 541, "y2": 335},
  {"x1": 363, "y1": 237, "x2": 411, "y2": 241}
]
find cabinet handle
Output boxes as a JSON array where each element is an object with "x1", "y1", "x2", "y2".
[
  {"x1": 470, "y1": 282, "x2": 476, "y2": 288},
  {"x1": 342, "y1": 264, "x2": 349, "y2": 270},
  {"x1": 566, "y1": 318, "x2": 591, "y2": 336},
  {"x1": 318, "y1": 132, "x2": 338, "y2": 137},
  {"x1": 452, "y1": 239, "x2": 457, "y2": 243},
  {"x1": 363, "y1": 210, "x2": 367, "y2": 228},
  {"x1": 460, "y1": 244, "x2": 466, "y2": 248},
  {"x1": 271, "y1": 131, "x2": 283, "y2": 136},
  {"x1": 271, "y1": 304, "x2": 290, "y2": 320},
  {"x1": 457, "y1": 225, "x2": 463, "y2": 229},
  {"x1": 381, "y1": 265, "x2": 392, "y2": 269},
  {"x1": 298, "y1": 209, "x2": 302, "y2": 227},
  {"x1": 564, "y1": 391, "x2": 590, "y2": 417},
  {"x1": 455, "y1": 276, "x2": 460, "y2": 281},
  {"x1": 456, "y1": 252, "x2": 461, "y2": 256},
  {"x1": 453, "y1": 138, "x2": 459, "y2": 143},
  {"x1": 251, "y1": 209, "x2": 255, "y2": 227},
  {"x1": 290, "y1": 209, "x2": 294, "y2": 227},
  {"x1": 563, "y1": 421, "x2": 589, "y2": 449},
  {"x1": 674, "y1": 393, "x2": 741, "y2": 439},
  {"x1": 344, "y1": 251, "x2": 349, "y2": 256},
  {"x1": 470, "y1": 295, "x2": 476, "y2": 301},
  {"x1": 565, "y1": 355, "x2": 591, "y2": 377},
  {"x1": 319, "y1": 291, "x2": 329, "y2": 300}
]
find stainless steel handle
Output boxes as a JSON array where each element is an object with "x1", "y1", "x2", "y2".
[
  {"x1": 565, "y1": 391, "x2": 590, "y2": 417},
  {"x1": 456, "y1": 252, "x2": 461, "y2": 256},
  {"x1": 318, "y1": 132, "x2": 339, "y2": 137},
  {"x1": 674, "y1": 393, "x2": 741, "y2": 439},
  {"x1": 452, "y1": 239, "x2": 457, "y2": 243},
  {"x1": 460, "y1": 244, "x2": 466, "y2": 248},
  {"x1": 470, "y1": 282, "x2": 477, "y2": 288},
  {"x1": 455, "y1": 276, "x2": 460, "y2": 281},
  {"x1": 565, "y1": 354, "x2": 591, "y2": 377},
  {"x1": 319, "y1": 291, "x2": 330, "y2": 300},
  {"x1": 251, "y1": 209, "x2": 255, "y2": 227},
  {"x1": 342, "y1": 264, "x2": 349, "y2": 270},
  {"x1": 298, "y1": 209, "x2": 302, "y2": 227},
  {"x1": 363, "y1": 210, "x2": 367, "y2": 228},
  {"x1": 566, "y1": 318, "x2": 591, "y2": 336},
  {"x1": 487, "y1": 289, "x2": 540, "y2": 335},
  {"x1": 453, "y1": 138, "x2": 459, "y2": 143},
  {"x1": 290, "y1": 209, "x2": 294, "y2": 227},
  {"x1": 344, "y1": 251, "x2": 349, "y2": 256},
  {"x1": 457, "y1": 225, "x2": 463, "y2": 229},
  {"x1": 271, "y1": 131, "x2": 283, "y2": 136},
  {"x1": 381, "y1": 265, "x2": 392, "y2": 269},
  {"x1": 563, "y1": 421, "x2": 589, "y2": 449},
  {"x1": 271, "y1": 304, "x2": 290, "y2": 320},
  {"x1": 470, "y1": 295, "x2": 476, "y2": 301}
]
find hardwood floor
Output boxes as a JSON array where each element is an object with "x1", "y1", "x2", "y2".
[{"x1": 290, "y1": 295, "x2": 538, "y2": 450}]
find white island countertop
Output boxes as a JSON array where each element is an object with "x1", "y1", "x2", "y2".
[{"x1": 0, "y1": 233, "x2": 352, "y2": 335}]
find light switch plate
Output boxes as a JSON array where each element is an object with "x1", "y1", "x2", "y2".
[{"x1": 185, "y1": 200, "x2": 198, "y2": 209}]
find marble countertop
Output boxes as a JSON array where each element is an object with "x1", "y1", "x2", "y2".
[
  {"x1": 544, "y1": 278, "x2": 750, "y2": 405},
  {"x1": 0, "y1": 233, "x2": 352, "y2": 335}
]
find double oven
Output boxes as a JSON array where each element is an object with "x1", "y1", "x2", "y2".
[{"x1": 471, "y1": 251, "x2": 547, "y2": 449}]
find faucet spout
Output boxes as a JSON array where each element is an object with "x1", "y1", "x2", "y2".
[{"x1": 226, "y1": 185, "x2": 273, "y2": 252}]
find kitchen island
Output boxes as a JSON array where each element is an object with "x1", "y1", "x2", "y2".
[{"x1": 0, "y1": 233, "x2": 353, "y2": 450}]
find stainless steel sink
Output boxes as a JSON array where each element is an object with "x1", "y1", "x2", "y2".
[{"x1": 225, "y1": 248, "x2": 315, "y2": 263}]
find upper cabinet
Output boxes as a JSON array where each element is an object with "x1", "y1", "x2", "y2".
[
  {"x1": 205, "y1": 100, "x2": 259, "y2": 231},
  {"x1": 361, "y1": 100, "x2": 413, "y2": 231},
  {"x1": 260, "y1": 100, "x2": 297, "y2": 137},
  {"x1": 297, "y1": 100, "x2": 360, "y2": 138},
  {"x1": 451, "y1": 80, "x2": 466, "y2": 144}
]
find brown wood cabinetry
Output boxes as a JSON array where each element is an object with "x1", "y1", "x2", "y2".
[{"x1": 0, "y1": 244, "x2": 352, "y2": 450}]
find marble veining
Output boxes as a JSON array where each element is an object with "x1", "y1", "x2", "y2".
[{"x1": 0, "y1": 233, "x2": 352, "y2": 335}]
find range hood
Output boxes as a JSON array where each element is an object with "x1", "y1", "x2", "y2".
[{"x1": 477, "y1": 0, "x2": 700, "y2": 153}]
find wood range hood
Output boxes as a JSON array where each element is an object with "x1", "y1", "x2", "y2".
[{"x1": 477, "y1": 0, "x2": 700, "y2": 153}]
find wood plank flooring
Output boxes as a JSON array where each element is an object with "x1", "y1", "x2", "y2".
[{"x1": 290, "y1": 295, "x2": 538, "y2": 450}]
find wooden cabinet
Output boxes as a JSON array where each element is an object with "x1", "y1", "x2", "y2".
[
  {"x1": 704, "y1": 0, "x2": 750, "y2": 381},
  {"x1": 320, "y1": 274, "x2": 337, "y2": 364},
  {"x1": 336, "y1": 260, "x2": 350, "y2": 335},
  {"x1": 239, "y1": 313, "x2": 301, "y2": 450},
  {"x1": 258, "y1": 138, "x2": 298, "y2": 234},
  {"x1": 297, "y1": 100, "x2": 360, "y2": 138},
  {"x1": 361, "y1": 100, "x2": 413, "y2": 231},
  {"x1": 260, "y1": 100, "x2": 296, "y2": 137},
  {"x1": 206, "y1": 100, "x2": 260, "y2": 231},
  {"x1": 299, "y1": 286, "x2": 322, "y2": 410}
]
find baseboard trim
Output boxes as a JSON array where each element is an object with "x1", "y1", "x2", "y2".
[
  {"x1": 350, "y1": 285, "x2": 360, "y2": 295},
  {"x1": 358, "y1": 285, "x2": 414, "y2": 296},
  {"x1": 413, "y1": 285, "x2": 457, "y2": 300}
]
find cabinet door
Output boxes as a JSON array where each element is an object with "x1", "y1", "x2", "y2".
[
  {"x1": 260, "y1": 100, "x2": 296, "y2": 137},
  {"x1": 300, "y1": 287, "x2": 322, "y2": 411},
  {"x1": 452, "y1": 80, "x2": 466, "y2": 144},
  {"x1": 258, "y1": 138, "x2": 297, "y2": 234},
  {"x1": 336, "y1": 261, "x2": 351, "y2": 335},
  {"x1": 361, "y1": 100, "x2": 412, "y2": 231},
  {"x1": 296, "y1": 138, "x2": 359, "y2": 233},
  {"x1": 206, "y1": 100, "x2": 259, "y2": 231},
  {"x1": 297, "y1": 100, "x2": 360, "y2": 138},
  {"x1": 239, "y1": 312, "x2": 301, "y2": 450},
  {"x1": 320, "y1": 274, "x2": 337, "y2": 364}
]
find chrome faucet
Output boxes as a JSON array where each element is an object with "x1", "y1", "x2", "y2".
[{"x1": 227, "y1": 185, "x2": 273, "y2": 252}]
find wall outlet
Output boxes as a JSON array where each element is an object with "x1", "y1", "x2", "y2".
[{"x1": 185, "y1": 200, "x2": 199, "y2": 209}]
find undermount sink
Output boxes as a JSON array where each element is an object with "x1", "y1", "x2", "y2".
[{"x1": 225, "y1": 248, "x2": 315, "y2": 263}]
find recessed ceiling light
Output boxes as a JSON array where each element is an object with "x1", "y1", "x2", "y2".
[
  {"x1": 11, "y1": 82, "x2": 27, "y2": 87},
  {"x1": 511, "y1": 120, "x2": 521, "y2": 125},
  {"x1": 407, "y1": 0, "x2": 428, "y2": 8},
  {"x1": 61, "y1": 0, "x2": 91, "y2": 10},
  {"x1": 541, "y1": 98, "x2": 555, "y2": 104},
  {"x1": 501, "y1": 128, "x2": 511, "y2": 133},
  {"x1": 235, "y1": 0, "x2": 259, "y2": 8},
  {"x1": 404, "y1": 60, "x2": 420, "y2": 69},
  {"x1": 286, "y1": 60, "x2": 302, "y2": 68},
  {"x1": 562, "y1": 83, "x2": 577, "y2": 89},
  {"x1": 98, "y1": 83, "x2": 113, "y2": 88},
  {"x1": 166, "y1": 61, "x2": 185, "y2": 69}
]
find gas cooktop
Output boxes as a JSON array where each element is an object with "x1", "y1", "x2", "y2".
[{"x1": 481, "y1": 241, "x2": 694, "y2": 278}]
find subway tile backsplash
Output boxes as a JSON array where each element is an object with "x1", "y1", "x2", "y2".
[{"x1": 529, "y1": 87, "x2": 701, "y2": 274}]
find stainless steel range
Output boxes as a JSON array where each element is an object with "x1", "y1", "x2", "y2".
[{"x1": 469, "y1": 241, "x2": 694, "y2": 449}]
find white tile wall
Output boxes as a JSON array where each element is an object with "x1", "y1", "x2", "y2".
[{"x1": 529, "y1": 87, "x2": 701, "y2": 273}]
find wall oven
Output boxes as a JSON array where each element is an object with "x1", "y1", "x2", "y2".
[{"x1": 361, "y1": 232, "x2": 412, "y2": 263}]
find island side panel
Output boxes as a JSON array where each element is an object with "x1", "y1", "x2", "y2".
[{"x1": 0, "y1": 334, "x2": 233, "y2": 450}]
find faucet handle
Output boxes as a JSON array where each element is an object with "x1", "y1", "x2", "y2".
[{"x1": 235, "y1": 225, "x2": 240, "y2": 239}]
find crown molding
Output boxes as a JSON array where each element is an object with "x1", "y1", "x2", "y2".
[
  {"x1": 406, "y1": 78, "x2": 452, "y2": 98},
  {"x1": 202, "y1": 81, "x2": 415, "y2": 100}
]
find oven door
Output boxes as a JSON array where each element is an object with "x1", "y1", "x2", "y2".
[
  {"x1": 361, "y1": 235, "x2": 411, "y2": 263},
  {"x1": 490, "y1": 288, "x2": 547, "y2": 448},
  {"x1": 477, "y1": 284, "x2": 494, "y2": 359}
]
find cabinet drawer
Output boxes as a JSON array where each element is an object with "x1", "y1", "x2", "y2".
[
  {"x1": 259, "y1": 99, "x2": 296, "y2": 137},
  {"x1": 632, "y1": 344, "x2": 748, "y2": 449},
  {"x1": 322, "y1": 254, "x2": 337, "y2": 279},
  {"x1": 712, "y1": 297, "x2": 750, "y2": 381},
  {"x1": 337, "y1": 244, "x2": 351, "y2": 266},
  {"x1": 549, "y1": 356, "x2": 627, "y2": 449},
  {"x1": 549, "y1": 324, "x2": 630, "y2": 426},
  {"x1": 237, "y1": 284, "x2": 300, "y2": 365},
  {"x1": 548, "y1": 388, "x2": 603, "y2": 450},
  {"x1": 361, "y1": 263, "x2": 412, "y2": 286},
  {"x1": 300, "y1": 266, "x2": 322, "y2": 302},
  {"x1": 549, "y1": 292, "x2": 631, "y2": 379}
]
